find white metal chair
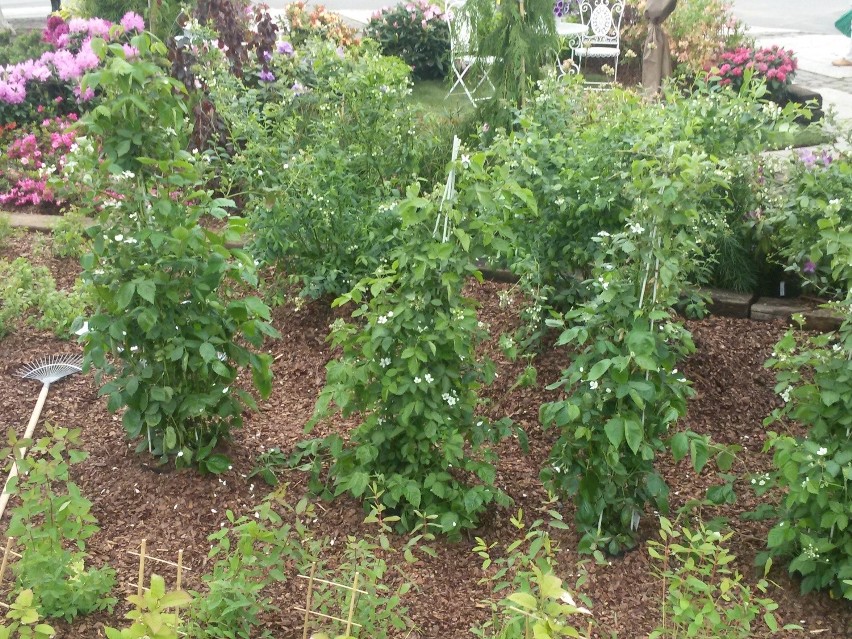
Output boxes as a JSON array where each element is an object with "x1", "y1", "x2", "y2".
[
  {"x1": 445, "y1": 0, "x2": 495, "y2": 105},
  {"x1": 571, "y1": 0, "x2": 625, "y2": 83}
]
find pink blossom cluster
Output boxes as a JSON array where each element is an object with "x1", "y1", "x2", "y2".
[
  {"x1": 710, "y1": 45, "x2": 797, "y2": 91},
  {"x1": 0, "y1": 12, "x2": 145, "y2": 109},
  {"x1": 0, "y1": 114, "x2": 78, "y2": 207},
  {"x1": 372, "y1": 1, "x2": 448, "y2": 24}
]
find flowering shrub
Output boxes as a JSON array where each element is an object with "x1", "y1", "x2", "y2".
[
  {"x1": 301, "y1": 156, "x2": 530, "y2": 535},
  {"x1": 365, "y1": 1, "x2": 450, "y2": 80},
  {"x1": 709, "y1": 45, "x2": 797, "y2": 96},
  {"x1": 754, "y1": 151, "x2": 851, "y2": 298},
  {"x1": 282, "y1": 1, "x2": 359, "y2": 48},
  {"x1": 621, "y1": 0, "x2": 751, "y2": 76},
  {"x1": 0, "y1": 12, "x2": 146, "y2": 125},
  {"x1": 0, "y1": 113, "x2": 77, "y2": 207},
  {"x1": 71, "y1": 33, "x2": 276, "y2": 472},
  {"x1": 760, "y1": 309, "x2": 852, "y2": 600}
]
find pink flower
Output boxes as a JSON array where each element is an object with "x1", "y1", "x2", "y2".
[{"x1": 120, "y1": 12, "x2": 145, "y2": 33}]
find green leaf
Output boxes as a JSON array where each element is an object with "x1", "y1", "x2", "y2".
[
  {"x1": 604, "y1": 417, "x2": 624, "y2": 447},
  {"x1": 587, "y1": 359, "x2": 611, "y2": 381},
  {"x1": 164, "y1": 426, "x2": 177, "y2": 451},
  {"x1": 199, "y1": 342, "x2": 217, "y2": 363},
  {"x1": 203, "y1": 454, "x2": 231, "y2": 474},
  {"x1": 624, "y1": 419, "x2": 643, "y2": 454},
  {"x1": 670, "y1": 432, "x2": 688, "y2": 462},
  {"x1": 506, "y1": 592, "x2": 537, "y2": 611},
  {"x1": 115, "y1": 281, "x2": 136, "y2": 310},
  {"x1": 135, "y1": 279, "x2": 156, "y2": 304},
  {"x1": 347, "y1": 471, "x2": 370, "y2": 497}
]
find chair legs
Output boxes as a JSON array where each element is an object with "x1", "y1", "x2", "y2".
[{"x1": 446, "y1": 61, "x2": 493, "y2": 106}]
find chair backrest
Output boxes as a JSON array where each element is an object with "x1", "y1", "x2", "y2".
[
  {"x1": 446, "y1": 0, "x2": 473, "y2": 58},
  {"x1": 577, "y1": 0, "x2": 624, "y2": 46}
]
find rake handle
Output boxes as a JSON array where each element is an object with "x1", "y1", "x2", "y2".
[{"x1": 0, "y1": 382, "x2": 51, "y2": 523}]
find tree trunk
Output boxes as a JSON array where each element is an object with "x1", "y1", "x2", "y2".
[{"x1": 0, "y1": 2, "x2": 15, "y2": 34}]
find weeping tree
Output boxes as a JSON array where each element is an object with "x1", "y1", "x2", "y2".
[{"x1": 466, "y1": 0, "x2": 558, "y2": 129}]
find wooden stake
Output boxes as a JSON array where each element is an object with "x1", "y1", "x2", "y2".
[
  {"x1": 344, "y1": 572, "x2": 359, "y2": 637},
  {"x1": 137, "y1": 539, "x2": 147, "y2": 597},
  {"x1": 0, "y1": 538, "x2": 13, "y2": 589},
  {"x1": 301, "y1": 563, "x2": 317, "y2": 639},
  {"x1": 176, "y1": 549, "x2": 184, "y2": 591}
]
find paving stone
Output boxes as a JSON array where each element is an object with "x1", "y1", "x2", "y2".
[{"x1": 802, "y1": 307, "x2": 844, "y2": 332}]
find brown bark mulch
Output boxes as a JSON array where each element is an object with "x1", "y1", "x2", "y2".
[{"x1": 0, "y1": 232, "x2": 849, "y2": 639}]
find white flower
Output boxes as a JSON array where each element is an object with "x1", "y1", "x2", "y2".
[
  {"x1": 461, "y1": 154, "x2": 470, "y2": 168},
  {"x1": 387, "y1": 310, "x2": 393, "y2": 317},
  {"x1": 377, "y1": 315, "x2": 388, "y2": 325},
  {"x1": 414, "y1": 376, "x2": 422, "y2": 384},
  {"x1": 816, "y1": 447, "x2": 828, "y2": 456},
  {"x1": 597, "y1": 230, "x2": 610, "y2": 237},
  {"x1": 114, "y1": 234, "x2": 124, "y2": 242},
  {"x1": 629, "y1": 222, "x2": 644, "y2": 234},
  {"x1": 177, "y1": 451, "x2": 184, "y2": 457},
  {"x1": 379, "y1": 357, "x2": 391, "y2": 368},
  {"x1": 424, "y1": 373, "x2": 434, "y2": 383},
  {"x1": 588, "y1": 380, "x2": 599, "y2": 390}
]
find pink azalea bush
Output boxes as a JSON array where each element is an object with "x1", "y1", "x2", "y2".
[
  {"x1": 0, "y1": 113, "x2": 78, "y2": 207},
  {"x1": 708, "y1": 45, "x2": 797, "y2": 95},
  {"x1": 0, "y1": 12, "x2": 145, "y2": 125}
]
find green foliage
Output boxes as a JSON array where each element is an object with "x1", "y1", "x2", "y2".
[
  {"x1": 0, "y1": 31, "x2": 51, "y2": 67},
  {"x1": 300, "y1": 159, "x2": 531, "y2": 534},
  {"x1": 756, "y1": 150, "x2": 852, "y2": 298},
  {"x1": 71, "y1": 33, "x2": 277, "y2": 471},
  {"x1": 204, "y1": 39, "x2": 427, "y2": 299},
  {"x1": 365, "y1": 1, "x2": 450, "y2": 80},
  {"x1": 105, "y1": 574, "x2": 192, "y2": 639},
  {"x1": 51, "y1": 207, "x2": 91, "y2": 259},
  {"x1": 187, "y1": 497, "x2": 315, "y2": 639},
  {"x1": 485, "y1": 76, "x2": 803, "y2": 311},
  {"x1": 759, "y1": 310, "x2": 852, "y2": 600},
  {"x1": 0, "y1": 257, "x2": 89, "y2": 338},
  {"x1": 74, "y1": 0, "x2": 148, "y2": 23},
  {"x1": 464, "y1": 0, "x2": 558, "y2": 128},
  {"x1": 471, "y1": 506, "x2": 593, "y2": 639},
  {"x1": 540, "y1": 139, "x2": 732, "y2": 554},
  {"x1": 0, "y1": 590, "x2": 56, "y2": 639},
  {"x1": 648, "y1": 517, "x2": 796, "y2": 638},
  {"x1": 0, "y1": 214, "x2": 15, "y2": 247},
  {"x1": 5, "y1": 426, "x2": 116, "y2": 622}
]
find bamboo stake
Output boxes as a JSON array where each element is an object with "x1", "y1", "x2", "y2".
[
  {"x1": 293, "y1": 607, "x2": 362, "y2": 627},
  {"x1": 344, "y1": 572, "x2": 359, "y2": 637},
  {"x1": 296, "y1": 573, "x2": 367, "y2": 594},
  {"x1": 301, "y1": 563, "x2": 317, "y2": 639},
  {"x1": 137, "y1": 539, "x2": 147, "y2": 597}
]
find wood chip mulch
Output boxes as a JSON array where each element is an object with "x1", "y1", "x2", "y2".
[{"x1": 0, "y1": 233, "x2": 849, "y2": 638}]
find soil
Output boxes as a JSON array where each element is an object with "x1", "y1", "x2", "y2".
[{"x1": 0, "y1": 231, "x2": 850, "y2": 639}]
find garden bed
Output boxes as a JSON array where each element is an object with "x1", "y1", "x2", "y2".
[{"x1": 0, "y1": 230, "x2": 849, "y2": 638}]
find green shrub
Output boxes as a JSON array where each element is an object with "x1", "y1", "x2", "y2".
[
  {"x1": 648, "y1": 517, "x2": 794, "y2": 637},
  {"x1": 0, "y1": 30, "x2": 51, "y2": 67},
  {"x1": 0, "y1": 257, "x2": 88, "y2": 338},
  {"x1": 6, "y1": 427, "x2": 116, "y2": 622},
  {"x1": 70, "y1": 33, "x2": 276, "y2": 471},
  {"x1": 204, "y1": 38, "x2": 429, "y2": 299},
  {"x1": 73, "y1": 0, "x2": 148, "y2": 24},
  {"x1": 365, "y1": 1, "x2": 450, "y2": 80},
  {"x1": 300, "y1": 158, "x2": 530, "y2": 534}
]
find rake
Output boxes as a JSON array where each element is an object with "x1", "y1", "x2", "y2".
[{"x1": 0, "y1": 354, "x2": 84, "y2": 522}]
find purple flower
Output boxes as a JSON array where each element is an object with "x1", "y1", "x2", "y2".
[
  {"x1": 120, "y1": 12, "x2": 145, "y2": 33},
  {"x1": 821, "y1": 151, "x2": 833, "y2": 167},
  {"x1": 802, "y1": 260, "x2": 817, "y2": 274},
  {"x1": 276, "y1": 41, "x2": 294, "y2": 56},
  {"x1": 262, "y1": 50, "x2": 272, "y2": 62},
  {"x1": 797, "y1": 148, "x2": 816, "y2": 168},
  {"x1": 291, "y1": 81, "x2": 305, "y2": 95},
  {"x1": 259, "y1": 69, "x2": 275, "y2": 82}
]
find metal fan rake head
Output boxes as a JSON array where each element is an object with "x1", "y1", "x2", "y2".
[{"x1": 18, "y1": 354, "x2": 84, "y2": 385}]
